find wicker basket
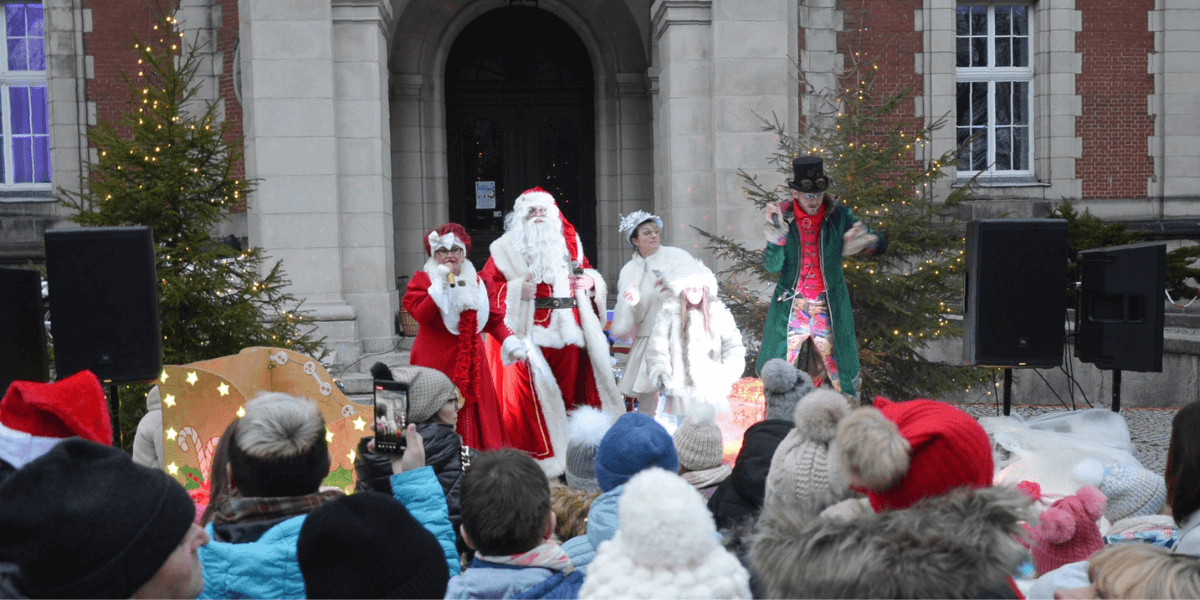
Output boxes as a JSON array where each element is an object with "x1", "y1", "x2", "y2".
[{"x1": 397, "y1": 308, "x2": 420, "y2": 337}]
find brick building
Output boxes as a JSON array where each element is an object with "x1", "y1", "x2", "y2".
[{"x1": 5, "y1": 0, "x2": 1198, "y2": 369}]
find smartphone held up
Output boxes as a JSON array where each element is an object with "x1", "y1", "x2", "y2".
[{"x1": 373, "y1": 379, "x2": 409, "y2": 454}]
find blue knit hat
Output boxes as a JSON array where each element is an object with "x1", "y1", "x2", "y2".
[{"x1": 594, "y1": 412, "x2": 679, "y2": 492}]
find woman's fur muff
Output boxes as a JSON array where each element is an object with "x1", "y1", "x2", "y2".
[{"x1": 836, "y1": 405, "x2": 910, "y2": 491}]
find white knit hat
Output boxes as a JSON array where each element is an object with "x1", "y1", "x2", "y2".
[{"x1": 578, "y1": 468, "x2": 752, "y2": 599}]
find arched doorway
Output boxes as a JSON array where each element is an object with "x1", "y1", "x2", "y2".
[{"x1": 445, "y1": 6, "x2": 596, "y2": 266}]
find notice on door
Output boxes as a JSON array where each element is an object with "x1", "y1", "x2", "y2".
[{"x1": 475, "y1": 181, "x2": 496, "y2": 209}]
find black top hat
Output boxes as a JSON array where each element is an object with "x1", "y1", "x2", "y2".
[{"x1": 789, "y1": 156, "x2": 830, "y2": 192}]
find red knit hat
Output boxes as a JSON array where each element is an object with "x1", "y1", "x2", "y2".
[
  {"x1": 837, "y1": 397, "x2": 993, "y2": 512},
  {"x1": 1029, "y1": 486, "x2": 1107, "y2": 575},
  {"x1": 422, "y1": 223, "x2": 472, "y2": 257},
  {"x1": 0, "y1": 370, "x2": 112, "y2": 445}
]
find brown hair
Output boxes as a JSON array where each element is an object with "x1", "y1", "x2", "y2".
[
  {"x1": 679, "y1": 290, "x2": 713, "y2": 339},
  {"x1": 1167, "y1": 401, "x2": 1200, "y2": 525},
  {"x1": 200, "y1": 417, "x2": 238, "y2": 525},
  {"x1": 550, "y1": 484, "x2": 600, "y2": 542},
  {"x1": 460, "y1": 449, "x2": 551, "y2": 555}
]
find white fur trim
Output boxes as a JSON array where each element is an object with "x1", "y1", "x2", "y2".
[
  {"x1": 513, "y1": 189, "x2": 559, "y2": 218},
  {"x1": 0, "y1": 421, "x2": 62, "y2": 470},
  {"x1": 422, "y1": 258, "x2": 488, "y2": 335},
  {"x1": 488, "y1": 233, "x2": 624, "y2": 468}
]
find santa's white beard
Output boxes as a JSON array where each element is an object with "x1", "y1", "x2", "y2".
[{"x1": 511, "y1": 217, "x2": 569, "y2": 284}]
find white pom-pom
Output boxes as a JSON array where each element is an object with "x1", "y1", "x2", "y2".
[
  {"x1": 687, "y1": 402, "x2": 717, "y2": 426},
  {"x1": 569, "y1": 406, "x2": 613, "y2": 446},
  {"x1": 1074, "y1": 458, "x2": 1106, "y2": 488}
]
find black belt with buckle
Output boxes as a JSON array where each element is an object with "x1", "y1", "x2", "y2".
[{"x1": 534, "y1": 297, "x2": 577, "y2": 309}]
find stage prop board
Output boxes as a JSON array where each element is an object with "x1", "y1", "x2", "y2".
[
  {"x1": 716, "y1": 378, "x2": 767, "y2": 467},
  {"x1": 160, "y1": 347, "x2": 366, "y2": 495}
]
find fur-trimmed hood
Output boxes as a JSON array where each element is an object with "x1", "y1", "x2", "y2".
[{"x1": 749, "y1": 485, "x2": 1035, "y2": 599}]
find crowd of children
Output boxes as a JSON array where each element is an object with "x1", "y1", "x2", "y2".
[{"x1": 2, "y1": 356, "x2": 1200, "y2": 599}]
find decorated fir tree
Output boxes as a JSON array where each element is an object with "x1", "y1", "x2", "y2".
[
  {"x1": 698, "y1": 63, "x2": 996, "y2": 401},
  {"x1": 59, "y1": 10, "x2": 324, "y2": 445}
]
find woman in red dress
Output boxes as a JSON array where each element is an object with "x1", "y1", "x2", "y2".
[{"x1": 404, "y1": 223, "x2": 510, "y2": 450}]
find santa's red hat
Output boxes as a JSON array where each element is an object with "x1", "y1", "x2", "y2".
[
  {"x1": 0, "y1": 370, "x2": 113, "y2": 468},
  {"x1": 423, "y1": 222, "x2": 472, "y2": 257},
  {"x1": 837, "y1": 397, "x2": 993, "y2": 512}
]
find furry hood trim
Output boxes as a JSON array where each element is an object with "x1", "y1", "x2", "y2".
[{"x1": 749, "y1": 485, "x2": 1036, "y2": 599}]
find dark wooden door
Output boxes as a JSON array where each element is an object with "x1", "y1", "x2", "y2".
[{"x1": 444, "y1": 6, "x2": 595, "y2": 267}]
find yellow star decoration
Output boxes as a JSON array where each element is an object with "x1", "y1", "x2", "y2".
[
  {"x1": 167, "y1": 463, "x2": 179, "y2": 475},
  {"x1": 217, "y1": 382, "x2": 230, "y2": 396},
  {"x1": 353, "y1": 416, "x2": 366, "y2": 431},
  {"x1": 347, "y1": 449, "x2": 356, "y2": 463},
  {"x1": 166, "y1": 427, "x2": 177, "y2": 441},
  {"x1": 163, "y1": 394, "x2": 176, "y2": 408},
  {"x1": 236, "y1": 406, "x2": 246, "y2": 418},
  {"x1": 160, "y1": 370, "x2": 169, "y2": 383},
  {"x1": 326, "y1": 430, "x2": 334, "y2": 443},
  {"x1": 186, "y1": 371, "x2": 199, "y2": 385}
]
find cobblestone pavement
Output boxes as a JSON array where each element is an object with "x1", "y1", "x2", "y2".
[{"x1": 959, "y1": 403, "x2": 1177, "y2": 477}]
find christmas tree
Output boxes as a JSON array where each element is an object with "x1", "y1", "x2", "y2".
[
  {"x1": 59, "y1": 9, "x2": 324, "y2": 446},
  {"x1": 698, "y1": 62, "x2": 996, "y2": 401}
]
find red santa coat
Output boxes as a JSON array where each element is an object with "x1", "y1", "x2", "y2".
[
  {"x1": 404, "y1": 258, "x2": 508, "y2": 450},
  {"x1": 480, "y1": 230, "x2": 624, "y2": 477}
]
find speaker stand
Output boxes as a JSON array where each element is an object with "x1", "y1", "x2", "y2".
[
  {"x1": 107, "y1": 384, "x2": 122, "y2": 449},
  {"x1": 1111, "y1": 369, "x2": 1121, "y2": 413},
  {"x1": 1002, "y1": 368, "x2": 1013, "y2": 416}
]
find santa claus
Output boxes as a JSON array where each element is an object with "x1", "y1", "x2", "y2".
[{"x1": 481, "y1": 187, "x2": 624, "y2": 476}]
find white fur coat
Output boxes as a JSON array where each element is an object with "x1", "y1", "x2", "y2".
[
  {"x1": 610, "y1": 245, "x2": 698, "y2": 341},
  {"x1": 645, "y1": 294, "x2": 745, "y2": 417},
  {"x1": 488, "y1": 231, "x2": 624, "y2": 476}
]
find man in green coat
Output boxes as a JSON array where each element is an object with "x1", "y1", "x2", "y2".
[{"x1": 756, "y1": 156, "x2": 886, "y2": 399}]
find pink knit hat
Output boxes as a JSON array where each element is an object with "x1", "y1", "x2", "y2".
[
  {"x1": 837, "y1": 397, "x2": 993, "y2": 512},
  {"x1": 1028, "y1": 486, "x2": 1107, "y2": 575}
]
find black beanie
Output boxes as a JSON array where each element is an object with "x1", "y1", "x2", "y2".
[
  {"x1": 298, "y1": 491, "x2": 450, "y2": 599},
  {"x1": 0, "y1": 438, "x2": 196, "y2": 598}
]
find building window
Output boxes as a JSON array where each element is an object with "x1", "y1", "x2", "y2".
[
  {"x1": 0, "y1": 2, "x2": 48, "y2": 188},
  {"x1": 956, "y1": 4, "x2": 1032, "y2": 177}
]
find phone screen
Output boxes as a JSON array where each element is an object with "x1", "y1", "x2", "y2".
[{"x1": 373, "y1": 380, "x2": 408, "y2": 454}]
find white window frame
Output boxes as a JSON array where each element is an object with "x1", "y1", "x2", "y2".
[
  {"x1": 0, "y1": 1, "x2": 49, "y2": 191},
  {"x1": 956, "y1": 3, "x2": 1034, "y2": 180}
]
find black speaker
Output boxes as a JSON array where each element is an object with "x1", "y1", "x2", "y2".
[
  {"x1": 45, "y1": 227, "x2": 162, "y2": 384},
  {"x1": 963, "y1": 219, "x2": 1068, "y2": 367},
  {"x1": 1075, "y1": 242, "x2": 1165, "y2": 372},
  {"x1": 0, "y1": 266, "x2": 49, "y2": 392}
]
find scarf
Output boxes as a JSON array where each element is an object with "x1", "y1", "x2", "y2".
[{"x1": 477, "y1": 540, "x2": 575, "y2": 574}]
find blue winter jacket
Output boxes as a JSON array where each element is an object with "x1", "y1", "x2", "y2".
[
  {"x1": 560, "y1": 485, "x2": 623, "y2": 572},
  {"x1": 390, "y1": 466, "x2": 460, "y2": 576},
  {"x1": 198, "y1": 466, "x2": 457, "y2": 598},
  {"x1": 445, "y1": 558, "x2": 584, "y2": 599}
]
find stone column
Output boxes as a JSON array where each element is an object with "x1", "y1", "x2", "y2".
[
  {"x1": 238, "y1": 0, "x2": 358, "y2": 362},
  {"x1": 651, "y1": 0, "x2": 797, "y2": 259},
  {"x1": 332, "y1": 0, "x2": 397, "y2": 355},
  {"x1": 651, "y1": 0, "x2": 715, "y2": 256},
  {"x1": 712, "y1": 0, "x2": 797, "y2": 250}
]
